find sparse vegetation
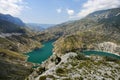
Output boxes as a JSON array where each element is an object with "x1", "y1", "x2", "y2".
[{"x1": 39, "y1": 75, "x2": 46, "y2": 80}]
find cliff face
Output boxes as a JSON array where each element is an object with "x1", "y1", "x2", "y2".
[{"x1": 96, "y1": 42, "x2": 120, "y2": 55}]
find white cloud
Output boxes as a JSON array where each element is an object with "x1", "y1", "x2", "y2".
[
  {"x1": 77, "y1": 0, "x2": 120, "y2": 18},
  {"x1": 67, "y1": 9, "x2": 74, "y2": 16},
  {"x1": 0, "y1": 0, "x2": 27, "y2": 16},
  {"x1": 56, "y1": 8, "x2": 62, "y2": 13}
]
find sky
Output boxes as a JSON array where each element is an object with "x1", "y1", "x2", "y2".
[{"x1": 0, "y1": 0, "x2": 120, "y2": 24}]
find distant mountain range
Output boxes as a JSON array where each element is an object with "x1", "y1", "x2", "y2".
[
  {"x1": 26, "y1": 23, "x2": 55, "y2": 31},
  {"x1": 0, "y1": 13, "x2": 55, "y2": 33}
]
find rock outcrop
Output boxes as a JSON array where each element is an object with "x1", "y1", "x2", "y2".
[
  {"x1": 96, "y1": 42, "x2": 120, "y2": 55},
  {"x1": 27, "y1": 52, "x2": 120, "y2": 80}
]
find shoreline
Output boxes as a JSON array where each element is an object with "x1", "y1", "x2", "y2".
[{"x1": 83, "y1": 50, "x2": 120, "y2": 59}]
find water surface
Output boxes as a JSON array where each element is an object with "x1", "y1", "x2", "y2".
[
  {"x1": 27, "y1": 40, "x2": 54, "y2": 63},
  {"x1": 83, "y1": 50, "x2": 120, "y2": 59}
]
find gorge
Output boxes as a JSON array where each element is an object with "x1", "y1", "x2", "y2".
[{"x1": 0, "y1": 7, "x2": 120, "y2": 80}]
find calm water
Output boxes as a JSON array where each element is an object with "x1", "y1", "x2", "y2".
[
  {"x1": 27, "y1": 40, "x2": 54, "y2": 64},
  {"x1": 27, "y1": 40, "x2": 120, "y2": 64},
  {"x1": 83, "y1": 50, "x2": 120, "y2": 59}
]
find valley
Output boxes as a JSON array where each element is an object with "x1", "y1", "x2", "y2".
[{"x1": 0, "y1": 7, "x2": 120, "y2": 80}]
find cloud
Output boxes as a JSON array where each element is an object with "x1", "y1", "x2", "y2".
[
  {"x1": 0, "y1": 0, "x2": 27, "y2": 16},
  {"x1": 77, "y1": 0, "x2": 120, "y2": 18},
  {"x1": 67, "y1": 9, "x2": 74, "y2": 16},
  {"x1": 56, "y1": 8, "x2": 62, "y2": 13}
]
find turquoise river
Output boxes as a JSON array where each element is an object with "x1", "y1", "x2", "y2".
[{"x1": 27, "y1": 41, "x2": 120, "y2": 64}]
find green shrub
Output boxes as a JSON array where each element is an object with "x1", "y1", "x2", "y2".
[
  {"x1": 56, "y1": 68, "x2": 65, "y2": 74},
  {"x1": 104, "y1": 56, "x2": 119, "y2": 62},
  {"x1": 39, "y1": 75, "x2": 46, "y2": 80},
  {"x1": 76, "y1": 52, "x2": 89, "y2": 60}
]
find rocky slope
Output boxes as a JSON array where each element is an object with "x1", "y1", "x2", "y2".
[
  {"x1": 28, "y1": 52, "x2": 120, "y2": 80},
  {"x1": 46, "y1": 8, "x2": 120, "y2": 36}
]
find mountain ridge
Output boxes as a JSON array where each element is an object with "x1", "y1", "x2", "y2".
[{"x1": 0, "y1": 13, "x2": 25, "y2": 26}]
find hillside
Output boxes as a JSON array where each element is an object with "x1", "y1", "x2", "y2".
[
  {"x1": 46, "y1": 8, "x2": 120, "y2": 55},
  {"x1": 28, "y1": 52, "x2": 120, "y2": 80},
  {"x1": 0, "y1": 20, "x2": 26, "y2": 33},
  {"x1": 0, "y1": 13, "x2": 25, "y2": 26},
  {"x1": 0, "y1": 13, "x2": 42, "y2": 53},
  {"x1": 0, "y1": 48, "x2": 32, "y2": 80},
  {"x1": 27, "y1": 8, "x2": 120, "y2": 80},
  {"x1": 0, "y1": 13, "x2": 27, "y2": 34},
  {"x1": 0, "y1": 6, "x2": 120, "y2": 80},
  {"x1": 0, "y1": 14, "x2": 42, "y2": 80},
  {"x1": 46, "y1": 8, "x2": 120, "y2": 36}
]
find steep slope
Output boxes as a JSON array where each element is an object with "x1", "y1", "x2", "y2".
[
  {"x1": 0, "y1": 48, "x2": 32, "y2": 80},
  {"x1": 46, "y1": 8, "x2": 120, "y2": 37},
  {"x1": 28, "y1": 53, "x2": 120, "y2": 80},
  {"x1": 0, "y1": 13, "x2": 27, "y2": 33},
  {"x1": 0, "y1": 14, "x2": 42, "y2": 80},
  {"x1": 0, "y1": 13, "x2": 42, "y2": 53},
  {"x1": 49, "y1": 8, "x2": 120, "y2": 55},
  {"x1": 0, "y1": 20, "x2": 26, "y2": 33},
  {"x1": 0, "y1": 13, "x2": 25, "y2": 26}
]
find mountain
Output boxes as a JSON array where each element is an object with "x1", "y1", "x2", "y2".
[
  {"x1": 0, "y1": 7, "x2": 120, "y2": 80},
  {"x1": 0, "y1": 13, "x2": 25, "y2": 26},
  {"x1": 41, "y1": 8, "x2": 120, "y2": 55},
  {"x1": 46, "y1": 8, "x2": 120, "y2": 36},
  {"x1": 0, "y1": 14, "x2": 43, "y2": 80},
  {"x1": 0, "y1": 13, "x2": 27, "y2": 33},
  {"x1": 86, "y1": 8, "x2": 120, "y2": 19},
  {"x1": 26, "y1": 23, "x2": 55, "y2": 31},
  {"x1": 0, "y1": 20, "x2": 27, "y2": 33}
]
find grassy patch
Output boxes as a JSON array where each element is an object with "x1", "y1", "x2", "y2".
[
  {"x1": 39, "y1": 75, "x2": 46, "y2": 80},
  {"x1": 0, "y1": 48, "x2": 26, "y2": 60},
  {"x1": 56, "y1": 68, "x2": 68, "y2": 77}
]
